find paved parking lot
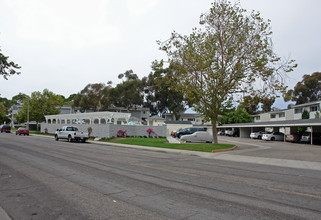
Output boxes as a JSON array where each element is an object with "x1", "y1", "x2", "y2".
[{"x1": 218, "y1": 135, "x2": 321, "y2": 163}]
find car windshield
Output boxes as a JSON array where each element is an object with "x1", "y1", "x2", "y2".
[{"x1": 67, "y1": 127, "x2": 78, "y2": 131}]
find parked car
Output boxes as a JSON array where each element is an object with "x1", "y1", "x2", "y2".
[
  {"x1": 16, "y1": 127, "x2": 29, "y2": 136},
  {"x1": 232, "y1": 128, "x2": 239, "y2": 137},
  {"x1": 225, "y1": 129, "x2": 239, "y2": 137},
  {"x1": 285, "y1": 133, "x2": 302, "y2": 143},
  {"x1": 217, "y1": 130, "x2": 225, "y2": 136},
  {"x1": 300, "y1": 132, "x2": 321, "y2": 145},
  {"x1": 262, "y1": 132, "x2": 284, "y2": 141},
  {"x1": 181, "y1": 131, "x2": 213, "y2": 143},
  {"x1": 171, "y1": 129, "x2": 182, "y2": 137},
  {"x1": 250, "y1": 131, "x2": 265, "y2": 139},
  {"x1": 55, "y1": 126, "x2": 89, "y2": 142},
  {"x1": 176, "y1": 127, "x2": 206, "y2": 138},
  {"x1": 225, "y1": 130, "x2": 233, "y2": 136},
  {"x1": 0, "y1": 125, "x2": 11, "y2": 133}
]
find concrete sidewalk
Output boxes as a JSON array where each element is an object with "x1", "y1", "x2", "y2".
[{"x1": 166, "y1": 135, "x2": 181, "y2": 143}]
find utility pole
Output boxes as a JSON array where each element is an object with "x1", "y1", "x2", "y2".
[{"x1": 27, "y1": 98, "x2": 29, "y2": 130}]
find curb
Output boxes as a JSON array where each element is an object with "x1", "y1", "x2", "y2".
[
  {"x1": 212, "y1": 145, "x2": 238, "y2": 153},
  {"x1": 0, "y1": 206, "x2": 11, "y2": 220}
]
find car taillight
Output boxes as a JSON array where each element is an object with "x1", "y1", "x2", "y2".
[{"x1": 74, "y1": 132, "x2": 76, "y2": 135}]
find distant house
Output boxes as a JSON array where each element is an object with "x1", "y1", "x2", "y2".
[
  {"x1": 107, "y1": 106, "x2": 150, "y2": 121},
  {"x1": 8, "y1": 102, "x2": 23, "y2": 125},
  {"x1": 146, "y1": 115, "x2": 166, "y2": 126},
  {"x1": 165, "y1": 113, "x2": 205, "y2": 125},
  {"x1": 128, "y1": 116, "x2": 144, "y2": 125}
]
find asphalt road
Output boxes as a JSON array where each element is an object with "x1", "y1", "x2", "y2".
[{"x1": 1, "y1": 133, "x2": 321, "y2": 220}]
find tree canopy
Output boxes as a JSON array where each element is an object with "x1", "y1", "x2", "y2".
[
  {"x1": 0, "y1": 102, "x2": 10, "y2": 124},
  {"x1": 159, "y1": 0, "x2": 296, "y2": 143},
  {"x1": 110, "y1": 70, "x2": 144, "y2": 111},
  {"x1": 284, "y1": 72, "x2": 321, "y2": 104},
  {"x1": 73, "y1": 83, "x2": 112, "y2": 112},
  {"x1": 15, "y1": 89, "x2": 64, "y2": 123},
  {"x1": 0, "y1": 48, "x2": 21, "y2": 80},
  {"x1": 144, "y1": 61, "x2": 186, "y2": 118},
  {"x1": 219, "y1": 107, "x2": 253, "y2": 125}
]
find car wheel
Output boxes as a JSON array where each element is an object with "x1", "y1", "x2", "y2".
[
  {"x1": 55, "y1": 135, "x2": 59, "y2": 141},
  {"x1": 68, "y1": 135, "x2": 72, "y2": 142},
  {"x1": 271, "y1": 137, "x2": 275, "y2": 141},
  {"x1": 258, "y1": 136, "x2": 261, "y2": 139}
]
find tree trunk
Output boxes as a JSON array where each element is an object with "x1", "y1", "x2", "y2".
[
  {"x1": 172, "y1": 112, "x2": 176, "y2": 121},
  {"x1": 212, "y1": 122, "x2": 218, "y2": 144}
]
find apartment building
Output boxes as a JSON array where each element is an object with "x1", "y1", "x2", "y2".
[{"x1": 253, "y1": 101, "x2": 321, "y2": 123}]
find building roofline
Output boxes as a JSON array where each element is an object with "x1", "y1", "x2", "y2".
[
  {"x1": 219, "y1": 118, "x2": 321, "y2": 128},
  {"x1": 293, "y1": 101, "x2": 321, "y2": 108}
]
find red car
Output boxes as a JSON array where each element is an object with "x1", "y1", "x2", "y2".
[
  {"x1": 16, "y1": 127, "x2": 29, "y2": 136},
  {"x1": 0, "y1": 125, "x2": 11, "y2": 133}
]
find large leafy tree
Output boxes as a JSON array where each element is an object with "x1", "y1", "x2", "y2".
[
  {"x1": 110, "y1": 70, "x2": 144, "y2": 111},
  {"x1": 16, "y1": 89, "x2": 64, "y2": 123},
  {"x1": 219, "y1": 107, "x2": 253, "y2": 125},
  {"x1": 238, "y1": 95, "x2": 261, "y2": 115},
  {"x1": 145, "y1": 61, "x2": 186, "y2": 118},
  {"x1": 284, "y1": 72, "x2": 321, "y2": 104},
  {"x1": 0, "y1": 102, "x2": 10, "y2": 124},
  {"x1": 0, "y1": 96, "x2": 12, "y2": 110},
  {"x1": 260, "y1": 96, "x2": 275, "y2": 112},
  {"x1": 159, "y1": 0, "x2": 296, "y2": 143},
  {"x1": 12, "y1": 93, "x2": 29, "y2": 104},
  {"x1": 73, "y1": 82, "x2": 112, "y2": 112},
  {"x1": 0, "y1": 48, "x2": 21, "y2": 80},
  {"x1": 0, "y1": 96, "x2": 12, "y2": 124}
]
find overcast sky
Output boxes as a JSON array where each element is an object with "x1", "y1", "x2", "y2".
[{"x1": 1, "y1": 0, "x2": 321, "y2": 108}]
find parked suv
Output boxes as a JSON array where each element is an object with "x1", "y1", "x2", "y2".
[
  {"x1": 176, "y1": 127, "x2": 206, "y2": 138},
  {"x1": 0, "y1": 125, "x2": 11, "y2": 133},
  {"x1": 300, "y1": 132, "x2": 321, "y2": 145}
]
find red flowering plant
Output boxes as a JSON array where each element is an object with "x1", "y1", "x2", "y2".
[
  {"x1": 117, "y1": 129, "x2": 127, "y2": 138},
  {"x1": 146, "y1": 128, "x2": 158, "y2": 138}
]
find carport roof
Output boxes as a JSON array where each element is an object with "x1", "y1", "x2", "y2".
[{"x1": 219, "y1": 118, "x2": 321, "y2": 128}]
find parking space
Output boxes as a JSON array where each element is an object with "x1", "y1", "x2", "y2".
[{"x1": 217, "y1": 135, "x2": 321, "y2": 163}]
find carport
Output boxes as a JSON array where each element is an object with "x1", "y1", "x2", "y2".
[{"x1": 218, "y1": 118, "x2": 321, "y2": 145}]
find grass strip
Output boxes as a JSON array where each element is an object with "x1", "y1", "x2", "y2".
[
  {"x1": 29, "y1": 131, "x2": 54, "y2": 136},
  {"x1": 102, "y1": 137, "x2": 234, "y2": 152}
]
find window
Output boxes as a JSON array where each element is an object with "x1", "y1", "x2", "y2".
[
  {"x1": 279, "y1": 112, "x2": 285, "y2": 118},
  {"x1": 310, "y1": 106, "x2": 319, "y2": 112},
  {"x1": 254, "y1": 116, "x2": 260, "y2": 120},
  {"x1": 295, "y1": 108, "x2": 302, "y2": 114},
  {"x1": 270, "y1": 114, "x2": 276, "y2": 119}
]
